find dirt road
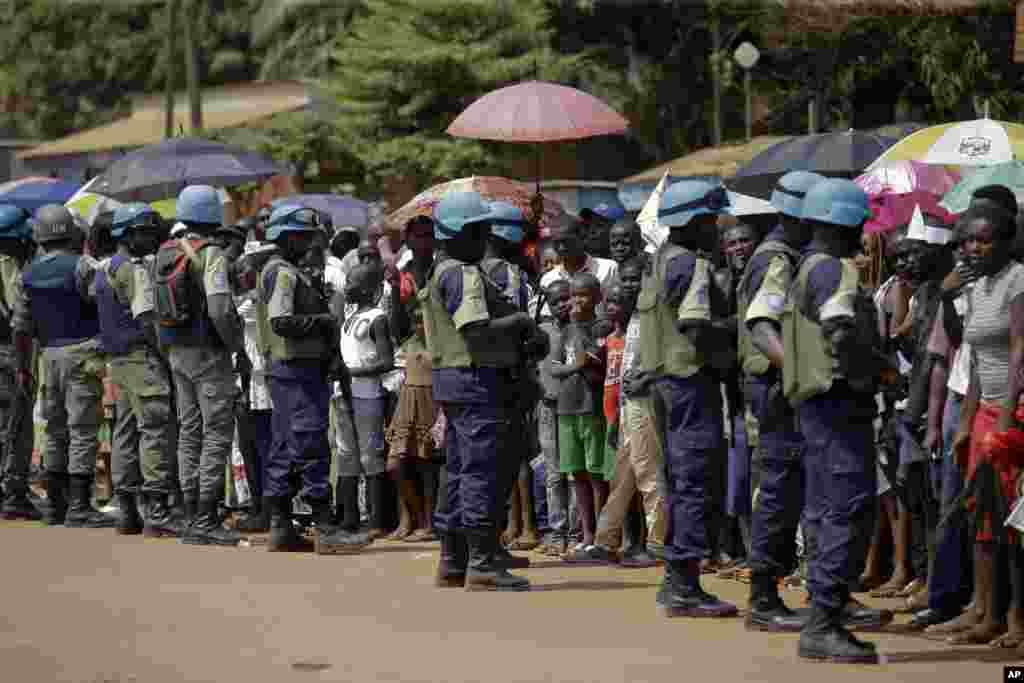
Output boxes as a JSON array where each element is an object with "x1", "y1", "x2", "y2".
[{"x1": 0, "y1": 523, "x2": 1019, "y2": 682}]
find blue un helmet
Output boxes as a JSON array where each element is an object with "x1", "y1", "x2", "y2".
[
  {"x1": 265, "y1": 204, "x2": 323, "y2": 242},
  {"x1": 771, "y1": 171, "x2": 825, "y2": 219},
  {"x1": 801, "y1": 178, "x2": 871, "y2": 228},
  {"x1": 0, "y1": 204, "x2": 33, "y2": 242},
  {"x1": 432, "y1": 191, "x2": 497, "y2": 241},
  {"x1": 176, "y1": 185, "x2": 223, "y2": 226},
  {"x1": 658, "y1": 180, "x2": 732, "y2": 228},
  {"x1": 488, "y1": 201, "x2": 526, "y2": 244},
  {"x1": 111, "y1": 202, "x2": 160, "y2": 239}
]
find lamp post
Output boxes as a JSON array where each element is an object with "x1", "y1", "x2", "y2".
[{"x1": 733, "y1": 41, "x2": 760, "y2": 143}]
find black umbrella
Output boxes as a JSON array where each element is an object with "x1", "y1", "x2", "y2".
[
  {"x1": 726, "y1": 130, "x2": 897, "y2": 199},
  {"x1": 90, "y1": 137, "x2": 287, "y2": 203}
]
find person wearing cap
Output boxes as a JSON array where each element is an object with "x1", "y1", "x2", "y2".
[
  {"x1": 97, "y1": 203, "x2": 180, "y2": 538},
  {"x1": 737, "y1": 170, "x2": 821, "y2": 632},
  {"x1": 153, "y1": 184, "x2": 244, "y2": 546},
  {"x1": 632, "y1": 180, "x2": 738, "y2": 619},
  {"x1": 0, "y1": 205, "x2": 41, "y2": 520},
  {"x1": 12, "y1": 204, "x2": 113, "y2": 528},
  {"x1": 480, "y1": 201, "x2": 541, "y2": 561},
  {"x1": 259, "y1": 205, "x2": 369, "y2": 554},
  {"x1": 782, "y1": 178, "x2": 887, "y2": 663},
  {"x1": 580, "y1": 203, "x2": 626, "y2": 260},
  {"x1": 424, "y1": 191, "x2": 546, "y2": 592}
]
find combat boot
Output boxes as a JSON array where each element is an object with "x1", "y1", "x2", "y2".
[
  {"x1": 235, "y1": 496, "x2": 270, "y2": 533},
  {"x1": 316, "y1": 524, "x2": 371, "y2": 555},
  {"x1": 116, "y1": 492, "x2": 144, "y2": 535},
  {"x1": 143, "y1": 495, "x2": 182, "y2": 538},
  {"x1": 42, "y1": 471, "x2": 68, "y2": 526},
  {"x1": 1, "y1": 486, "x2": 41, "y2": 521},
  {"x1": 798, "y1": 604, "x2": 879, "y2": 664},
  {"x1": 435, "y1": 531, "x2": 468, "y2": 588},
  {"x1": 493, "y1": 530, "x2": 530, "y2": 570},
  {"x1": 268, "y1": 496, "x2": 313, "y2": 552},
  {"x1": 658, "y1": 560, "x2": 738, "y2": 618},
  {"x1": 64, "y1": 475, "x2": 117, "y2": 528},
  {"x1": 745, "y1": 571, "x2": 806, "y2": 632},
  {"x1": 182, "y1": 498, "x2": 241, "y2": 547},
  {"x1": 464, "y1": 529, "x2": 530, "y2": 592},
  {"x1": 840, "y1": 594, "x2": 894, "y2": 632}
]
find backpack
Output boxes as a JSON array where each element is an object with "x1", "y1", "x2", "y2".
[{"x1": 152, "y1": 238, "x2": 209, "y2": 328}]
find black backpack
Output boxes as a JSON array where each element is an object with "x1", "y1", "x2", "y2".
[{"x1": 152, "y1": 238, "x2": 209, "y2": 328}]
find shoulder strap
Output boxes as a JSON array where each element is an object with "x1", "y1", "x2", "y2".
[{"x1": 179, "y1": 239, "x2": 205, "y2": 272}]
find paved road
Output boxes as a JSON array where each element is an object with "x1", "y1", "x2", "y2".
[{"x1": 0, "y1": 523, "x2": 1019, "y2": 683}]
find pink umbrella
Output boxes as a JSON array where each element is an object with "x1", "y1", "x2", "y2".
[
  {"x1": 865, "y1": 190, "x2": 956, "y2": 234},
  {"x1": 855, "y1": 160, "x2": 960, "y2": 197},
  {"x1": 447, "y1": 81, "x2": 629, "y2": 142}
]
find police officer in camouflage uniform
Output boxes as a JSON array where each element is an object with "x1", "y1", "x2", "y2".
[
  {"x1": 782, "y1": 179, "x2": 885, "y2": 664},
  {"x1": 153, "y1": 185, "x2": 244, "y2": 546},
  {"x1": 258, "y1": 205, "x2": 369, "y2": 554},
  {"x1": 13, "y1": 204, "x2": 113, "y2": 528},
  {"x1": 0, "y1": 205, "x2": 40, "y2": 520},
  {"x1": 98, "y1": 203, "x2": 180, "y2": 538}
]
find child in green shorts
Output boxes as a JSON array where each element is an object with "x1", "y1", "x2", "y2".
[{"x1": 550, "y1": 272, "x2": 608, "y2": 562}]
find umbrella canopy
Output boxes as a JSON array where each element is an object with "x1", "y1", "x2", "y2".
[
  {"x1": 865, "y1": 190, "x2": 955, "y2": 235},
  {"x1": 867, "y1": 120, "x2": 1024, "y2": 170},
  {"x1": 727, "y1": 130, "x2": 897, "y2": 199},
  {"x1": 271, "y1": 194, "x2": 370, "y2": 233},
  {"x1": 939, "y1": 161, "x2": 1024, "y2": 215},
  {"x1": 0, "y1": 177, "x2": 81, "y2": 212},
  {"x1": 854, "y1": 160, "x2": 961, "y2": 197},
  {"x1": 387, "y1": 176, "x2": 571, "y2": 237},
  {"x1": 446, "y1": 81, "x2": 628, "y2": 143},
  {"x1": 89, "y1": 137, "x2": 287, "y2": 203}
]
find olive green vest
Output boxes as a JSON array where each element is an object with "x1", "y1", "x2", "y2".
[
  {"x1": 418, "y1": 258, "x2": 519, "y2": 370},
  {"x1": 259, "y1": 256, "x2": 331, "y2": 364},
  {"x1": 636, "y1": 242, "x2": 703, "y2": 379},
  {"x1": 736, "y1": 239, "x2": 800, "y2": 377}
]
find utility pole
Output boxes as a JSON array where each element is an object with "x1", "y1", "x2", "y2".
[
  {"x1": 183, "y1": 0, "x2": 203, "y2": 132},
  {"x1": 710, "y1": 9, "x2": 722, "y2": 146},
  {"x1": 164, "y1": 0, "x2": 180, "y2": 138}
]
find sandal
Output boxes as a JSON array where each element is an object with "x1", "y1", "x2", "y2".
[
  {"x1": 509, "y1": 536, "x2": 541, "y2": 551},
  {"x1": 402, "y1": 529, "x2": 436, "y2": 543},
  {"x1": 870, "y1": 577, "x2": 910, "y2": 598}
]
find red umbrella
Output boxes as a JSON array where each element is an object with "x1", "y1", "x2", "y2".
[{"x1": 446, "y1": 80, "x2": 629, "y2": 142}]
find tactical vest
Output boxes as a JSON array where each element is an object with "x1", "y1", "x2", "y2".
[
  {"x1": 96, "y1": 255, "x2": 147, "y2": 355},
  {"x1": 736, "y1": 239, "x2": 800, "y2": 377},
  {"x1": 259, "y1": 256, "x2": 332, "y2": 364},
  {"x1": 418, "y1": 258, "x2": 519, "y2": 370},
  {"x1": 23, "y1": 253, "x2": 100, "y2": 349},
  {"x1": 481, "y1": 257, "x2": 527, "y2": 312},
  {"x1": 782, "y1": 252, "x2": 879, "y2": 405},
  {"x1": 636, "y1": 242, "x2": 703, "y2": 379}
]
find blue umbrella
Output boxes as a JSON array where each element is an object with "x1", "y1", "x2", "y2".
[
  {"x1": 0, "y1": 178, "x2": 80, "y2": 212},
  {"x1": 90, "y1": 137, "x2": 287, "y2": 203},
  {"x1": 271, "y1": 194, "x2": 370, "y2": 233},
  {"x1": 727, "y1": 130, "x2": 897, "y2": 199}
]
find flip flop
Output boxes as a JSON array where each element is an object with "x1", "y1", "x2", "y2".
[{"x1": 402, "y1": 529, "x2": 436, "y2": 543}]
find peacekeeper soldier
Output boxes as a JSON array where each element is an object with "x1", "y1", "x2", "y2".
[
  {"x1": 423, "y1": 191, "x2": 547, "y2": 593},
  {"x1": 12, "y1": 204, "x2": 112, "y2": 528},
  {"x1": 737, "y1": 171, "x2": 821, "y2": 632},
  {"x1": 633, "y1": 181, "x2": 737, "y2": 618},
  {"x1": 781, "y1": 178, "x2": 887, "y2": 664},
  {"x1": 98, "y1": 203, "x2": 180, "y2": 538},
  {"x1": 258, "y1": 205, "x2": 369, "y2": 554},
  {"x1": 0, "y1": 205, "x2": 41, "y2": 520},
  {"x1": 151, "y1": 185, "x2": 244, "y2": 546}
]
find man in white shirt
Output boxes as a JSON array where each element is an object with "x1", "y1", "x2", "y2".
[{"x1": 539, "y1": 219, "x2": 617, "y2": 313}]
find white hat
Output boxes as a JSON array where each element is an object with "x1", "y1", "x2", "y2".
[
  {"x1": 170, "y1": 221, "x2": 188, "y2": 238},
  {"x1": 907, "y1": 205, "x2": 952, "y2": 245}
]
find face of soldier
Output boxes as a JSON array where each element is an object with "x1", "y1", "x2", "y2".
[
  {"x1": 128, "y1": 229, "x2": 160, "y2": 258},
  {"x1": 722, "y1": 225, "x2": 756, "y2": 274},
  {"x1": 445, "y1": 222, "x2": 488, "y2": 264}
]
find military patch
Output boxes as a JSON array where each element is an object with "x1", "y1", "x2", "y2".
[{"x1": 764, "y1": 293, "x2": 785, "y2": 313}]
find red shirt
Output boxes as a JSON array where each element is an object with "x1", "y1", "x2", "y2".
[{"x1": 603, "y1": 334, "x2": 625, "y2": 425}]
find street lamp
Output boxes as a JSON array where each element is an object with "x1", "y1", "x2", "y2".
[{"x1": 733, "y1": 41, "x2": 760, "y2": 143}]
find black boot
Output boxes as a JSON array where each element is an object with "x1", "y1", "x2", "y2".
[
  {"x1": 745, "y1": 571, "x2": 806, "y2": 632},
  {"x1": 493, "y1": 530, "x2": 530, "y2": 569},
  {"x1": 116, "y1": 492, "x2": 144, "y2": 535},
  {"x1": 798, "y1": 604, "x2": 879, "y2": 664},
  {"x1": 336, "y1": 476, "x2": 361, "y2": 532},
  {"x1": 436, "y1": 531, "x2": 468, "y2": 588},
  {"x1": 268, "y1": 496, "x2": 313, "y2": 552},
  {"x1": 1, "y1": 484, "x2": 41, "y2": 521},
  {"x1": 144, "y1": 495, "x2": 183, "y2": 538},
  {"x1": 464, "y1": 528, "x2": 530, "y2": 592},
  {"x1": 65, "y1": 475, "x2": 117, "y2": 528},
  {"x1": 367, "y1": 474, "x2": 388, "y2": 540},
  {"x1": 235, "y1": 496, "x2": 270, "y2": 533},
  {"x1": 182, "y1": 498, "x2": 241, "y2": 546},
  {"x1": 658, "y1": 560, "x2": 738, "y2": 618},
  {"x1": 42, "y1": 471, "x2": 68, "y2": 526},
  {"x1": 181, "y1": 497, "x2": 199, "y2": 532}
]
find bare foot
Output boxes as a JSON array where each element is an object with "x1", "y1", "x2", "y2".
[
  {"x1": 501, "y1": 526, "x2": 521, "y2": 547},
  {"x1": 509, "y1": 533, "x2": 541, "y2": 551},
  {"x1": 948, "y1": 621, "x2": 1006, "y2": 645},
  {"x1": 858, "y1": 573, "x2": 884, "y2": 591},
  {"x1": 368, "y1": 528, "x2": 388, "y2": 541},
  {"x1": 871, "y1": 574, "x2": 911, "y2": 598},
  {"x1": 925, "y1": 607, "x2": 981, "y2": 635},
  {"x1": 386, "y1": 525, "x2": 412, "y2": 541},
  {"x1": 990, "y1": 631, "x2": 1024, "y2": 649}
]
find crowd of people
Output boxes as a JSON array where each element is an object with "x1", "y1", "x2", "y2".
[{"x1": 0, "y1": 170, "x2": 1021, "y2": 665}]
